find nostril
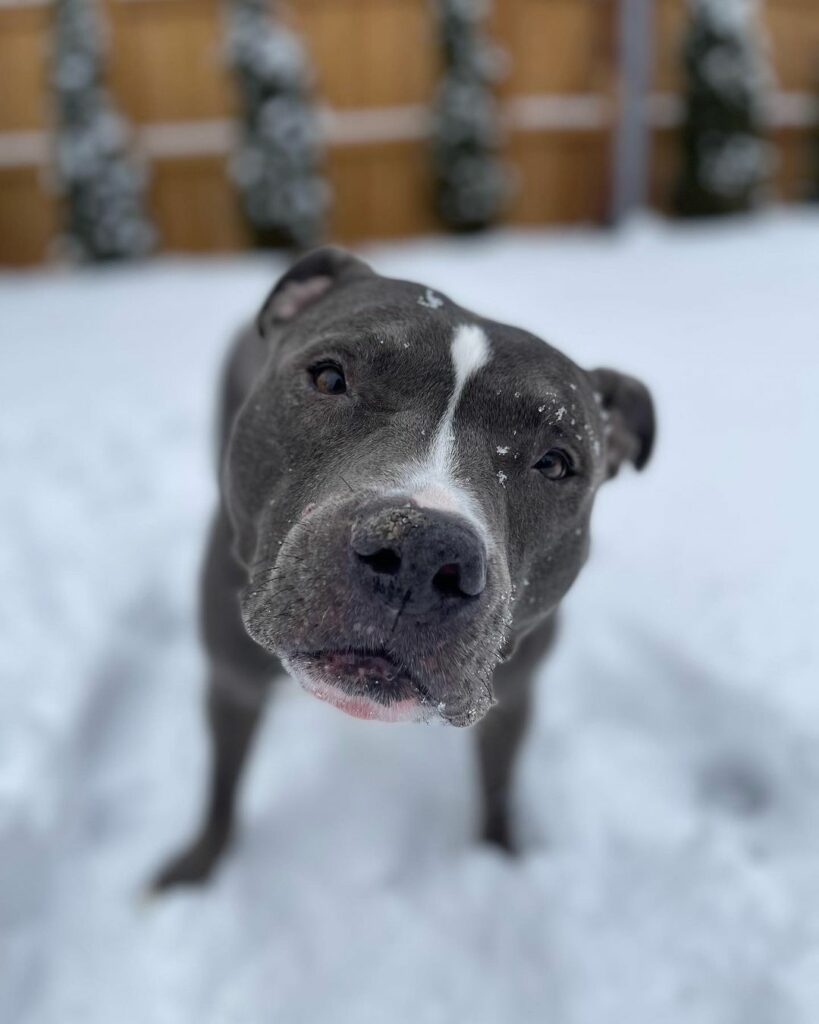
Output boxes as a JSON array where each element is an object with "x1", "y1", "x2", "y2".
[
  {"x1": 351, "y1": 503, "x2": 487, "y2": 611},
  {"x1": 432, "y1": 563, "x2": 465, "y2": 598},
  {"x1": 358, "y1": 547, "x2": 402, "y2": 576}
]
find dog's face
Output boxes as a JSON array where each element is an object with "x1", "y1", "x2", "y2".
[{"x1": 228, "y1": 248, "x2": 654, "y2": 727}]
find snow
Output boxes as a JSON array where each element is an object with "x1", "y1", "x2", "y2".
[
  {"x1": 418, "y1": 287, "x2": 445, "y2": 309},
  {"x1": 2, "y1": 211, "x2": 819, "y2": 1023}
]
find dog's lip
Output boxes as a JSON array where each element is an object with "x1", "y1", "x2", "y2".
[
  {"x1": 298, "y1": 679, "x2": 430, "y2": 723},
  {"x1": 291, "y1": 646, "x2": 427, "y2": 692},
  {"x1": 296, "y1": 646, "x2": 403, "y2": 673},
  {"x1": 287, "y1": 646, "x2": 435, "y2": 721}
]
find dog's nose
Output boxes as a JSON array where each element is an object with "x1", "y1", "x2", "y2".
[{"x1": 350, "y1": 502, "x2": 487, "y2": 616}]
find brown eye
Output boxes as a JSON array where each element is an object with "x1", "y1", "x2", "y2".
[
  {"x1": 309, "y1": 362, "x2": 346, "y2": 396},
  {"x1": 534, "y1": 448, "x2": 573, "y2": 480}
]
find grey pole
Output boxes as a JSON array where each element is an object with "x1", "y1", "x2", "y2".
[{"x1": 611, "y1": 0, "x2": 654, "y2": 222}]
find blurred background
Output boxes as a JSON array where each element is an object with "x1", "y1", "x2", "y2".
[
  {"x1": 0, "y1": 0, "x2": 817, "y2": 261},
  {"x1": 2, "y1": 3, "x2": 819, "y2": 1023}
]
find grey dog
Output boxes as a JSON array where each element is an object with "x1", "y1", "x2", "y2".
[{"x1": 154, "y1": 247, "x2": 655, "y2": 889}]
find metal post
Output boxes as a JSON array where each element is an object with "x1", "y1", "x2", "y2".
[{"x1": 611, "y1": 0, "x2": 654, "y2": 222}]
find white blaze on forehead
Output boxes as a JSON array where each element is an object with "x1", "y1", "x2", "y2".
[
  {"x1": 451, "y1": 323, "x2": 491, "y2": 401},
  {"x1": 409, "y1": 323, "x2": 491, "y2": 534},
  {"x1": 427, "y1": 323, "x2": 490, "y2": 476}
]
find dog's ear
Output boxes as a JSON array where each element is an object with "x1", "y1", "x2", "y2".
[
  {"x1": 257, "y1": 246, "x2": 375, "y2": 337},
  {"x1": 588, "y1": 367, "x2": 656, "y2": 477}
]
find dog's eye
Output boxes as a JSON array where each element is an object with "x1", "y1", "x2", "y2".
[
  {"x1": 534, "y1": 448, "x2": 573, "y2": 480},
  {"x1": 309, "y1": 362, "x2": 346, "y2": 396}
]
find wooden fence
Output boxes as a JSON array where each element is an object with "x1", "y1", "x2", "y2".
[{"x1": 0, "y1": 0, "x2": 817, "y2": 266}]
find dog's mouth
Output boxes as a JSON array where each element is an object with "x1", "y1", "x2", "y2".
[{"x1": 285, "y1": 647, "x2": 439, "y2": 723}]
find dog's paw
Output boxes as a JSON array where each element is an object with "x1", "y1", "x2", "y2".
[
  {"x1": 149, "y1": 834, "x2": 227, "y2": 893},
  {"x1": 480, "y1": 814, "x2": 519, "y2": 856}
]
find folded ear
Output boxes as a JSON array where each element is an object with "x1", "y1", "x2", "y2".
[
  {"x1": 257, "y1": 246, "x2": 375, "y2": 337},
  {"x1": 588, "y1": 367, "x2": 656, "y2": 477}
]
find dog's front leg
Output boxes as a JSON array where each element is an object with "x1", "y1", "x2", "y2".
[
  {"x1": 151, "y1": 673, "x2": 272, "y2": 891},
  {"x1": 151, "y1": 512, "x2": 280, "y2": 891},
  {"x1": 476, "y1": 615, "x2": 557, "y2": 852}
]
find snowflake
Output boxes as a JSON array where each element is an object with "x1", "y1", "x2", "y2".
[{"x1": 418, "y1": 288, "x2": 444, "y2": 310}]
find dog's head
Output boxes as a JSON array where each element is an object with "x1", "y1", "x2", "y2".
[{"x1": 228, "y1": 248, "x2": 655, "y2": 726}]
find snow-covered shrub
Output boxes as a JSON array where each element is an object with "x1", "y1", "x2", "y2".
[
  {"x1": 812, "y1": 67, "x2": 819, "y2": 202},
  {"x1": 227, "y1": 0, "x2": 328, "y2": 250},
  {"x1": 675, "y1": 0, "x2": 774, "y2": 217},
  {"x1": 430, "y1": 0, "x2": 509, "y2": 231},
  {"x1": 52, "y1": 0, "x2": 156, "y2": 261}
]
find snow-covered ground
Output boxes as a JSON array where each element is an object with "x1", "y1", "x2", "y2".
[{"x1": 2, "y1": 212, "x2": 818, "y2": 1023}]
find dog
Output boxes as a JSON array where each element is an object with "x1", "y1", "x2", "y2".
[{"x1": 153, "y1": 246, "x2": 655, "y2": 889}]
